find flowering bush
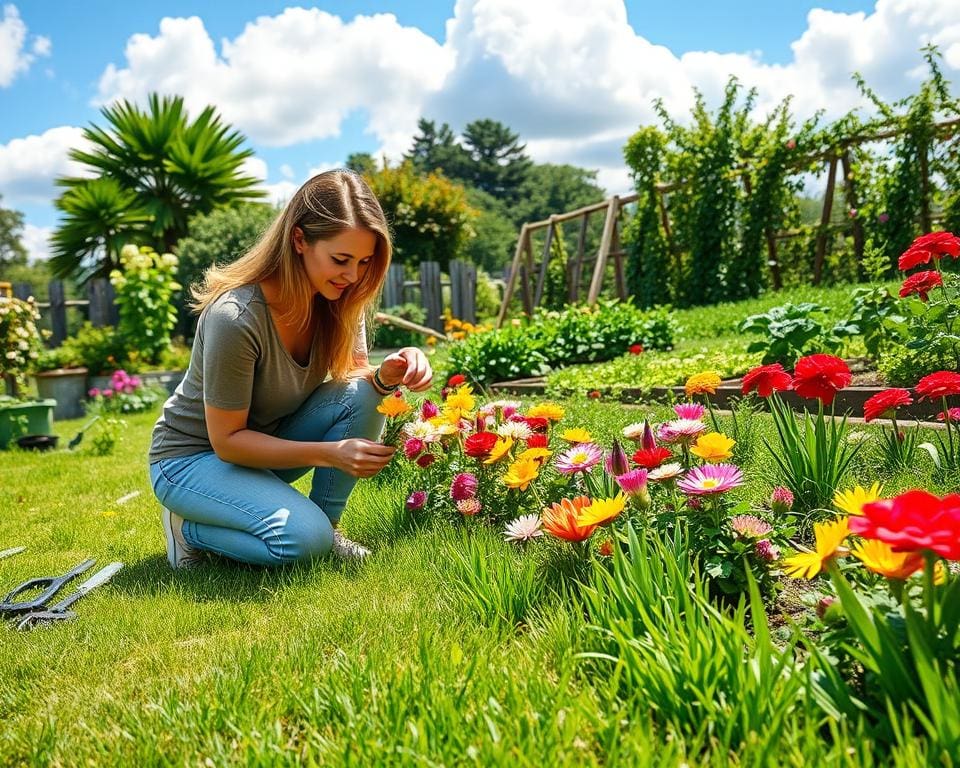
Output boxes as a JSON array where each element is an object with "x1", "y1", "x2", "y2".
[
  {"x1": 0, "y1": 296, "x2": 44, "y2": 397},
  {"x1": 110, "y1": 244, "x2": 181, "y2": 365},
  {"x1": 87, "y1": 369, "x2": 165, "y2": 414}
]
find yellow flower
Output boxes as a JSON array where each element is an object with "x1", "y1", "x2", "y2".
[
  {"x1": 484, "y1": 436, "x2": 514, "y2": 465},
  {"x1": 577, "y1": 494, "x2": 627, "y2": 527},
  {"x1": 502, "y1": 458, "x2": 540, "y2": 491},
  {"x1": 526, "y1": 403, "x2": 565, "y2": 421},
  {"x1": 851, "y1": 540, "x2": 924, "y2": 580},
  {"x1": 433, "y1": 408, "x2": 464, "y2": 427},
  {"x1": 782, "y1": 517, "x2": 850, "y2": 579},
  {"x1": 376, "y1": 394, "x2": 412, "y2": 418},
  {"x1": 517, "y1": 447, "x2": 552, "y2": 464},
  {"x1": 445, "y1": 385, "x2": 476, "y2": 413},
  {"x1": 560, "y1": 427, "x2": 593, "y2": 443},
  {"x1": 426, "y1": 336, "x2": 437, "y2": 347},
  {"x1": 685, "y1": 371, "x2": 722, "y2": 397},
  {"x1": 833, "y1": 483, "x2": 883, "y2": 516},
  {"x1": 690, "y1": 432, "x2": 735, "y2": 462}
]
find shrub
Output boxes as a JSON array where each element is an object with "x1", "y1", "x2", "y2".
[
  {"x1": 445, "y1": 324, "x2": 551, "y2": 385},
  {"x1": 374, "y1": 303, "x2": 427, "y2": 349},
  {"x1": 58, "y1": 323, "x2": 129, "y2": 376},
  {"x1": 737, "y1": 302, "x2": 859, "y2": 368},
  {"x1": 0, "y1": 296, "x2": 44, "y2": 396}
]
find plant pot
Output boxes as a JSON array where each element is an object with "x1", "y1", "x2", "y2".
[
  {"x1": 16, "y1": 434, "x2": 59, "y2": 451},
  {"x1": 34, "y1": 367, "x2": 89, "y2": 420},
  {"x1": 0, "y1": 398, "x2": 56, "y2": 450}
]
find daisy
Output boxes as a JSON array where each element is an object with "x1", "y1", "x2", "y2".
[
  {"x1": 577, "y1": 494, "x2": 627, "y2": 527},
  {"x1": 497, "y1": 421, "x2": 534, "y2": 441},
  {"x1": 555, "y1": 443, "x2": 603, "y2": 474},
  {"x1": 657, "y1": 419, "x2": 708, "y2": 445},
  {"x1": 483, "y1": 436, "x2": 515, "y2": 465},
  {"x1": 833, "y1": 483, "x2": 883, "y2": 516},
  {"x1": 502, "y1": 458, "x2": 540, "y2": 491},
  {"x1": 504, "y1": 514, "x2": 544, "y2": 542},
  {"x1": 560, "y1": 427, "x2": 593, "y2": 443},
  {"x1": 690, "y1": 432, "x2": 735, "y2": 462},
  {"x1": 403, "y1": 419, "x2": 439, "y2": 441},
  {"x1": 677, "y1": 463, "x2": 744, "y2": 495},
  {"x1": 782, "y1": 518, "x2": 850, "y2": 579},
  {"x1": 647, "y1": 462, "x2": 684, "y2": 481},
  {"x1": 526, "y1": 403, "x2": 565, "y2": 421},
  {"x1": 621, "y1": 422, "x2": 646, "y2": 442}
]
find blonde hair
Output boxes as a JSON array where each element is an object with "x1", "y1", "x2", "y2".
[{"x1": 192, "y1": 170, "x2": 391, "y2": 380}]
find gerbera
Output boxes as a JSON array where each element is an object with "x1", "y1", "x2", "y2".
[
  {"x1": 849, "y1": 490, "x2": 960, "y2": 560},
  {"x1": 677, "y1": 463, "x2": 744, "y2": 495},
  {"x1": 497, "y1": 421, "x2": 533, "y2": 440},
  {"x1": 915, "y1": 371, "x2": 960, "y2": 400},
  {"x1": 555, "y1": 443, "x2": 603, "y2": 474},
  {"x1": 444, "y1": 385, "x2": 476, "y2": 413},
  {"x1": 741, "y1": 363, "x2": 792, "y2": 398},
  {"x1": 577, "y1": 494, "x2": 627, "y2": 527},
  {"x1": 899, "y1": 270, "x2": 943, "y2": 302},
  {"x1": 377, "y1": 392, "x2": 412, "y2": 418},
  {"x1": 526, "y1": 403, "x2": 565, "y2": 421},
  {"x1": 791, "y1": 354, "x2": 851, "y2": 406},
  {"x1": 782, "y1": 517, "x2": 851, "y2": 579},
  {"x1": 502, "y1": 458, "x2": 540, "y2": 491},
  {"x1": 937, "y1": 407, "x2": 960, "y2": 422},
  {"x1": 647, "y1": 462, "x2": 684, "y2": 481},
  {"x1": 729, "y1": 515, "x2": 773, "y2": 538},
  {"x1": 863, "y1": 389, "x2": 913, "y2": 422},
  {"x1": 851, "y1": 539, "x2": 925, "y2": 580},
  {"x1": 517, "y1": 446, "x2": 552, "y2": 464},
  {"x1": 483, "y1": 436, "x2": 515, "y2": 465},
  {"x1": 450, "y1": 472, "x2": 478, "y2": 501},
  {"x1": 632, "y1": 446, "x2": 673, "y2": 469},
  {"x1": 685, "y1": 371, "x2": 722, "y2": 397},
  {"x1": 464, "y1": 431, "x2": 498, "y2": 458},
  {"x1": 657, "y1": 419, "x2": 708, "y2": 445},
  {"x1": 561, "y1": 427, "x2": 593, "y2": 443},
  {"x1": 673, "y1": 402, "x2": 706, "y2": 420},
  {"x1": 503, "y1": 514, "x2": 543, "y2": 542},
  {"x1": 690, "y1": 432, "x2": 735, "y2": 462},
  {"x1": 833, "y1": 483, "x2": 883, "y2": 516},
  {"x1": 541, "y1": 496, "x2": 597, "y2": 542}
]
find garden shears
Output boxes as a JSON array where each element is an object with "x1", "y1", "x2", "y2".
[
  {"x1": 0, "y1": 558, "x2": 96, "y2": 615},
  {"x1": 15, "y1": 562, "x2": 123, "y2": 630}
]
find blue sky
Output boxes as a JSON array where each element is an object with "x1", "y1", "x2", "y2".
[{"x1": 1, "y1": 0, "x2": 957, "y2": 261}]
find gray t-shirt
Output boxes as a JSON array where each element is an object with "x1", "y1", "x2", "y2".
[{"x1": 148, "y1": 284, "x2": 365, "y2": 463}]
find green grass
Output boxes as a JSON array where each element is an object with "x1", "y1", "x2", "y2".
[{"x1": 0, "y1": 396, "x2": 953, "y2": 765}]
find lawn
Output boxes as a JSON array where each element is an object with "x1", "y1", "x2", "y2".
[{"x1": 0, "y1": 382, "x2": 955, "y2": 765}]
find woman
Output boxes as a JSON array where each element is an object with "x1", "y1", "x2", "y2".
[{"x1": 148, "y1": 170, "x2": 432, "y2": 568}]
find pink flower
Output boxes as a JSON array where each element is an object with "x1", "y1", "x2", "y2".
[
  {"x1": 604, "y1": 440, "x2": 631, "y2": 476},
  {"x1": 616, "y1": 468, "x2": 649, "y2": 498},
  {"x1": 730, "y1": 515, "x2": 773, "y2": 538},
  {"x1": 88, "y1": 388, "x2": 100, "y2": 398},
  {"x1": 406, "y1": 491, "x2": 427, "y2": 511},
  {"x1": 415, "y1": 453, "x2": 436, "y2": 468},
  {"x1": 555, "y1": 443, "x2": 603, "y2": 474},
  {"x1": 403, "y1": 438, "x2": 425, "y2": 460},
  {"x1": 937, "y1": 408, "x2": 960, "y2": 422},
  {"x1": 677, "y1": 463, "x2": 744, "y2": 495},
  {"x1": 771, "y1": 486, "x2": 794, "y2": 515},
  {"x1": 421, "y1": 400, "x2": 439, "y2": 419},
  {"x1": 450, "y1": 472, "x2": 478, "y2": 501},
  {"x1": 456, "y1": 498, "x2": 482, "y2": 516},
  {"x1": 102, "y1": 389, "x2": 114, "y2": 398},
  {"x1": 657, "y1": 419, "x2": 707, "y2": 445},
  {"x1": 673, "y1": 402, "x2": 706, "y2": 420},
  {"x1": 755, "y1": 539, "x2": 780, "y2": 562}
]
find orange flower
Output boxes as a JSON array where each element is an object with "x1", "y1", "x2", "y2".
[
  {"x1": 851, "y1": 540, "x2": 924, "y2": 580},
  {"x1": 685, "y1": 371, "x2": 722, "y2": 397},
  {"x1": 376, "y1": 393, "x2": 412, "y2": 418},
  {"x1": 541, "y1": 496, "x2": 597, "y2": 542}
]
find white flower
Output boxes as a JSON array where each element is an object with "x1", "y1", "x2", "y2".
[
  {"x1": 648, "y1": 462, "x2": 684, "y2": 481},
  {"x1": 120, "y1": 243, "x2": 140, "y2": 261},
  {"x1": 622, "y1": 422, "x2": 646, "y2": 442},
  {"x1": 403, "y1": 419, "x2": 439, "y2": 442},
  {"x1": 160, "y1": 253, "x2": 179, "y2": 269},
  {"x1": 503, "y1": 514, "x2": 543, "y2": 543},
  {"x1": 497, "y1": 421, "x2": 533, "y2": 440}
]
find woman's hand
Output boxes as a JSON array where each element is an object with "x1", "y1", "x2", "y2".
[
  {"x1": 333, "y1": 438, "x2": 396, "y2": 478},
  {"x1": 377, "y1": 346, "x2": 433, "y2": 392}
]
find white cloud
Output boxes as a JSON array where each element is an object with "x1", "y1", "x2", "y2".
[
  {"x1": 0, "y1": 4, "x2": 50, "y2": 87},
  {"x1": 0, "y1": 126, "x2": 90, "y2": 205},
  {"x1": 21, "y1": 223, "x2": 51, "y2": 263}
]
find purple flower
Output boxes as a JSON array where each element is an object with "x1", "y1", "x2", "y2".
[
  {"x1": 450, "y1": 472, "x2": 478, "y2": 501},
  {"x1": 406, "y1": 491, "x2": 427, "y2": 511},
  {"x1": 605, "y1": 439, "x2": 630, "y2": 477},
  {"x1": 756, "y1": 539, "x2": 780, "y2": 562},
  {"x1": 878, "y1": 212, "x2": 890, "y2": 224},
  {"x1": 421, "y1": 400, "x2": 439, "y2": 419}
]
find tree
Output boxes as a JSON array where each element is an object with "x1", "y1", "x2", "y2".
[
  {"x1": 0, "y1": 195, "x2": 28, "y2": 267},
  {"x1": 513, "y1": 163, "x2": 605, "y2": 227},
  {"x1": 51, "y1": 94, "x2": 263, "y2": 281},
  {"x1": 460, "y1": 187, "x2": 516, "y2": 272},
  {"x1": 460, "y1": 119, "x2": 532, "y2": 204},
  {"x1": 346, "y1": 152, "x2": 377, "y2": 176},
  {"x1": 405, "y1": 118, "x2": 470, "y2": 179}
]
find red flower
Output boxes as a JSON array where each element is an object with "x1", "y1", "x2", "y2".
[
  {"x1": 937, "y1": 407, "x2": 960, "y2": 422},
  {"x1": 628, "y1": 344, "x2": 644, "y2": 355},
  {"x1": 741, "y1": 363, "x2": 792, "y2": 398},
  {"x1": 588, "y1": 390, "x2": 601, "y2": 399},
  {"x1": 898, "y1": 231, "x2": 960, "y2": 270},
  {"x1": 899, "y1": 270, "x2": 943, "y2": 301},
  {"x1": 522, "y1": 416, "x2": 549, "y2": 433},
  {"x1": 464, "y1": 431, "x2": 498, "y2": 458},
  {"x1": 416, "y1": 453, "x2": 436, "y2": 468},
  {"x1": 791, "y1": 354, "x2": 851, "y2": 405},
  {"x1": 447, "y1": 373, "x2": 467, "y2": 387},
  {"x1": 526, "y1": 433, "x2": 549, "y2": 449},
  {"x1": 850, "y1": 490, "x2": 960, "y2": 560},
  {"x1": 863, "y1": 388, "x2": 913, "y2": 422},
  {"x1": 915, "y1": 371, "x2": 960, "y2": 400},
  {"x1": 632, "y1": 446, "x2": 673, "y2": 469}
]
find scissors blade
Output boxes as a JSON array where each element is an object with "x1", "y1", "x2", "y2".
[
  {"x1": 72, "y1": 562, "x2": 124, "y2": 596},
  {"x1": 0, "y1": 547, "x2": 25, "y2": 560}
]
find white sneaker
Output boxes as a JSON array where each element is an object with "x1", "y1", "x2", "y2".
[
  {"x1": 162, "y1": 506, "x2": 204, "y2": 569},
  {"x1": 331, "y1": 529, "x2": 371, "y2": 560}
]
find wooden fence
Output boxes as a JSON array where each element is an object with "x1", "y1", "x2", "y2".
[{"x1": 7, "y1": 259, "x2": 480, "y2": 346}]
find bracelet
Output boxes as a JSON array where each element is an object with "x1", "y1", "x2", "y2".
[{"x1": 373, "y1": 366, "x2": 399, "y2": 394}]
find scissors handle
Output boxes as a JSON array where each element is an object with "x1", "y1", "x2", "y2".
[
  {"x1": 16, "y1": 609, "x2": 79, "y2": 631},
  {"x1": 0, "y1": 559, "x2": 96, "y2": 615}
]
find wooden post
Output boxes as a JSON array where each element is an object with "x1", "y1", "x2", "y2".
[
  {"x1": 449, "y1": 259, "x2": 477, "y2": 324},
  {"x1": 12, "y1": 282, "x2": 32, "y2": 300},
  {"x1": 382, "y1": 264, "x2": 405, "y2": 307},
  {"x1": 840, "y1": 151, "x2": 865, "y2": 271},
  {"x1": 48, "y1": 280, "x2": 67, "y2": 346},
  {"x1": 587, "y1": 196, "x2": 620, "y2": 305},
  {"x1": 610, "y1": 216, "x2": 626, "y2": 300},
  {"x1": 570, "y1": 214, "x2": 588, "y2": 303},
  {"x1": 813, "y1": 155, "x2": 838, "y2": 285},
  {"x1": 88, "y1": 278, "x2": 116, "y2": 327},
  {"x1": 418, "y1": 261, "x2": 443, "y2": 333},
  {"x1": 533, "y1": 218, "x2": 555, "y2": 308},
  {"x1": 496, "y1": 225, "x2": 529, "y2": 328}
]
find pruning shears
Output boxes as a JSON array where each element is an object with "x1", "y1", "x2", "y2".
[
  {"x1": 0, "y1": 559, "x2": 97, "y2": 615},
  {"x1": 16, "y1": 562, "x2": 124, "y2": 630}
]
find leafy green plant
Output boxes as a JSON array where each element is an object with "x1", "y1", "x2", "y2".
[
  {"x1": 375, "y1": 302, "x2": 428, "y2": 349},
  {"x1": 0, "y1": 296, "x2": 44, "y2": 397},
  {"x1": 57, "y1": 322, "x2": 129, "y2": 376},
  {"x1": 445, "y1": 324, "x2": 550, "y2": 385},
  {"x1": 86, "y1": 415, "x2": 124, "y2": 456},
  {"x1": 845, "y1": 285, "x2": 907, "y2": 360},
  {"x1": 738, "y1": 302, "x2": 858, "y2": 368}
]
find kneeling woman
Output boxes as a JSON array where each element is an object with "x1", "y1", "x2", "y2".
[{"x1": 148, "y1": 170, "x2": 432, "y2": 568}]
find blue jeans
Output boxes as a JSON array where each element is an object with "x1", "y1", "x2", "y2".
[{"x1": 149, "y1": 378, "x2": 385, "y2": 566}]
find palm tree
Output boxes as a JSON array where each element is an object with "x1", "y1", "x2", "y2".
[{"x1": 51, "y1": 94, "x2": 263, "y2": 279}]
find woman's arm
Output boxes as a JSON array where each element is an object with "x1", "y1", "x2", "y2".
[{"x1": 205, "y1": 404, "x2": 395, "y2": 478}]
